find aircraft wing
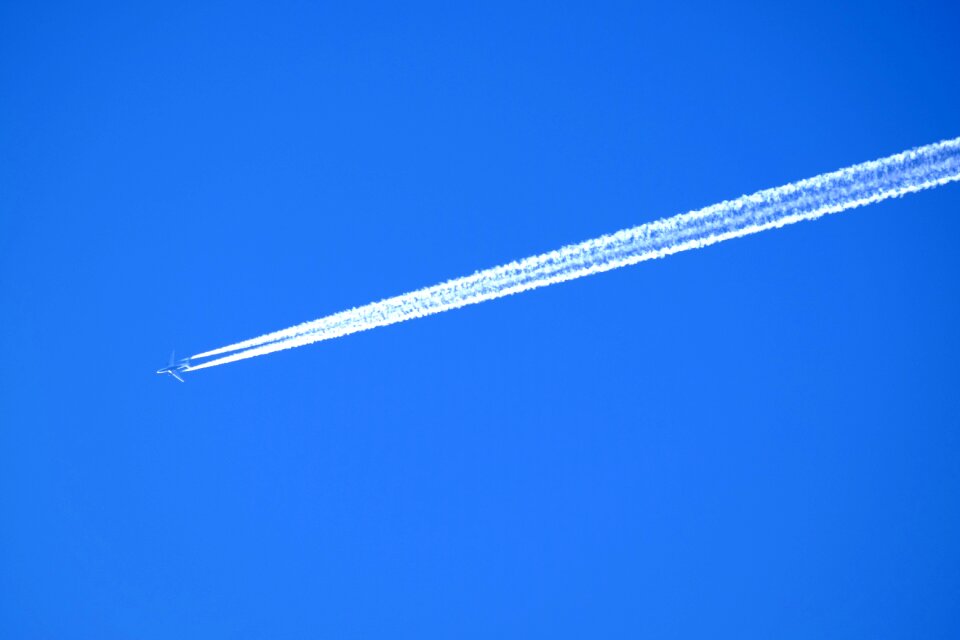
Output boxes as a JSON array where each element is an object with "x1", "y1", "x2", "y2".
[{"x1": 170, "y1": 370, "x2": 185, "y2": 383}]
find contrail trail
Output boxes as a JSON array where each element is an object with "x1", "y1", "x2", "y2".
[{"x1": 183, "y1": 137, "x2": 960, "y2": 373}]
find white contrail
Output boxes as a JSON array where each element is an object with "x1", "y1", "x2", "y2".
[{"x1": 184, "y1": 137, "x2": 960, "y2": 373}]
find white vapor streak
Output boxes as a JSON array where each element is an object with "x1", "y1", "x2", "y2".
[{"x1": 184, "y1": 138, "x2": 960, "y2": 372}]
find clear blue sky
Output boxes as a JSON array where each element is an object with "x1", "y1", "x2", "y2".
[{"x1": 2, "y1": 1, "x2": 959, "y2": 637}]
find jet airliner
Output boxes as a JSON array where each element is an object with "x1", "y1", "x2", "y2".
[{"x1": 157, "y1": 351, "x2": 188, "y2": 382}]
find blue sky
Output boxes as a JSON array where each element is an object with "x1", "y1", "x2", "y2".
[{"x1": 2, "y1": 1, "x2": 959, "y2": 637}]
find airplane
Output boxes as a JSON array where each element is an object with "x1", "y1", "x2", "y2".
[{"x1": 156, "y1": 351, "x2": 188, "y2": 382}]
